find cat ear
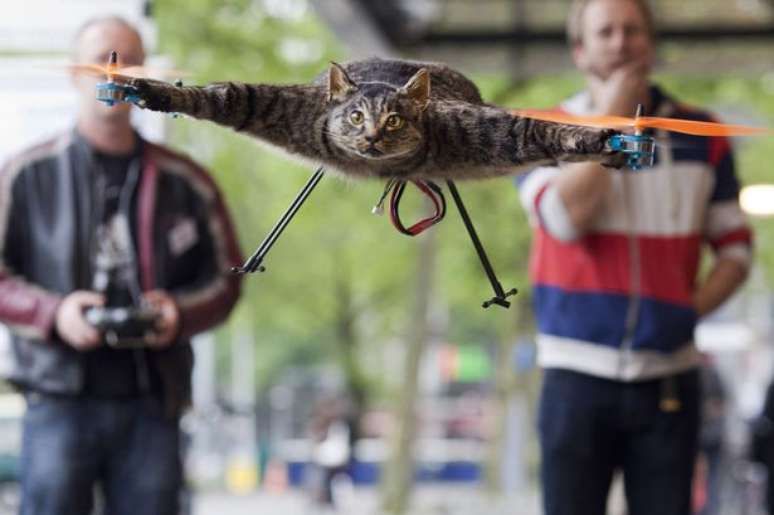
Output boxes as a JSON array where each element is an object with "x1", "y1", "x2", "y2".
[
  {"x1": 328, "y1": 62, "x2": 358, "y2": 102},
  {"x1": 401, "y1": 68, "x2": 430, "y2": 108}
]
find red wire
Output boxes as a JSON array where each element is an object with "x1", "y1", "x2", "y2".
[{"x1": 388, "y1": 179, "x2": 446, "y2": 236}]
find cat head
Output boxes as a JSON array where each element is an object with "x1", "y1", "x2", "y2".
[{"x1": 325, "y1": 62, "x2": 429, "y2": 162}]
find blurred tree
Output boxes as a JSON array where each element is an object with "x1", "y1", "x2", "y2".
[{"x1": 381, "y1": 230, "x2": 437, "y2": 514}]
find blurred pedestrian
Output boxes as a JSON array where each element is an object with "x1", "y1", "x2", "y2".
[{"x1": 308, "y1": 396, "x2": 356, "y2": 508}]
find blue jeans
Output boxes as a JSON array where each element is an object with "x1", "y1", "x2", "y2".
[
  {"x1": 538, "y1": 368, "x2": 700, "y2": 515},
  {"x1": 19, "y1": 394, "x2": 182, "y2": 515}
]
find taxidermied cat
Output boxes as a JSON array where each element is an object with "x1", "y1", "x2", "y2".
[{"x1": 127, "y1": 58, "x2": 624, "y2": 179}]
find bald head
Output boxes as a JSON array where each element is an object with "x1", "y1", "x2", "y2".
[
  {"x1": 71, "y1": 16, "x2": 146, "y2": 127},
  {"x1": 72, "y1": 16, "x2": 145, "y2": 68}
]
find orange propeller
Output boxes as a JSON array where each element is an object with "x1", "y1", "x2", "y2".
[
  {"x1": 64, "y1": 63, "x2": 188, "y2": 80},
  {"x1": 51, "y1": 50, "x2": 187, "y2": 82},
  {"x1": 513, "y1": 109, "x2": 772, "y2": 137}
]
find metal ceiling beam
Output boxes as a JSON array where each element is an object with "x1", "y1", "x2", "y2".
[{"x1": 417, "y1": 26, "x2": 774, "y2": 47}]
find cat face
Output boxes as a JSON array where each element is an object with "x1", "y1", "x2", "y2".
[{"x1": 326, "y1": 65, "x2": 429, "y2": 162}]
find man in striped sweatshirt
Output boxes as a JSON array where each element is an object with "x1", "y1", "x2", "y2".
[{"x1": 517, "y1": 1, "x2": 752, "y2": 514}]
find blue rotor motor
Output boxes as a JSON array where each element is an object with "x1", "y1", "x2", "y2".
[
  {"x1": 606, "y1": 133, "x2": 656, "y2": 171},
  {"x1": 95, "y1": 82, "x2": 142, "y2": 107}
]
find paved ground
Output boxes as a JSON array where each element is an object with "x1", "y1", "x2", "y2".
[
  {"x1": 0, "y1": 478, "x2": 542, "y2": 515},
  {"x1": 194, "y1": 485, "x2": 541, "y2": 515}
]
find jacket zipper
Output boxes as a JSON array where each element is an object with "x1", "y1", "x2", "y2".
[
  {"x1": 617, "y1": 100, "x2": 674, "y2": 380},
  {"x1": 619, "y1": 172, "x2": 641, "y2": 380}
]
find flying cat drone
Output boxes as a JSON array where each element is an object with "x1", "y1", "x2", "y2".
[
  {"x1": 86, "y1": 54, "x2": 525, "y2": 308},
  {"x1": 87, "y1": 51, "x2": 770, "y2": 309}
]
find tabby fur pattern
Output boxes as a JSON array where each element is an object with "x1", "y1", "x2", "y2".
[{"x1": 128, "y1": 58, "x2": 623, "y2": 180}]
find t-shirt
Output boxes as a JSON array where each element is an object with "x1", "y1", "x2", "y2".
[{"x1": 82, "y1": 147, "x2": 159, "y2": 398}]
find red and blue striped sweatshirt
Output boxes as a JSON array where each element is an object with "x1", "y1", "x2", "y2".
[{"x1": 517, "y1": 86, "x2": 752, "y2": 381}]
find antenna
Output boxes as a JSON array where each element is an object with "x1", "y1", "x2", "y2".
[
  {"x1": 107, "y1": 50, "x2": 118, "y2": 82},
  {"x1": 634, "y1": 103, "x2": 643, "y2": 135}
]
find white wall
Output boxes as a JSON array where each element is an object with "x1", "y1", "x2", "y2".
[{"x1": 0, "y1": 1, "x2": 154, "y2": 52}]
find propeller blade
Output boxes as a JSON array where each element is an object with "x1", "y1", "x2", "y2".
[
  {"x1": 120, "y1": 65, "x2": 190, "y2": 79},
  {"x1": 636, "y1": 117, "x2": 771, "y2": 136},
  {"x1": 513, "y1": 109, "x2": 771, "y2": 137},
  {"x1": 62, "y1": 63, "x2": 111, "y2": 77},
  {"x1": 62, "y1": 63, "x2": 188, "y2": 80},
  {"x1": 512, "y1": 109, "x2": 635, "y2": 129}
]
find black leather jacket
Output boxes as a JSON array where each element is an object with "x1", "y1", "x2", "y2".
[{"x1": 0, "y1": 129, "x2": 242, "y2": 417}]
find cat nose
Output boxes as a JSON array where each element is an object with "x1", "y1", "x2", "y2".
[{"x1": 365, "y1": 132, "x2": 380, "y2": 143}]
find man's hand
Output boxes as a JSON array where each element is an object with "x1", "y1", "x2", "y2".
[
  {"x1": 55, "y1": 291, "x2": 105, "y2": 351},
  {"x1": 143, "y1": 290, "x2": 181, "y2": 349},
  {"x1": 588, "y1": 60, "x2": 650, "y2": 117}
]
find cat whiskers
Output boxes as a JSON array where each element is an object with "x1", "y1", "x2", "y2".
[
  {"x1": 320, "y1": 130, "x2": 417, "y2": 161},
  {"x1": 357, "y1": 148, "x2": 416, "y2": 161},
  {"x1": 320, "y1": 129, "x2": 383, "y2": 155}
]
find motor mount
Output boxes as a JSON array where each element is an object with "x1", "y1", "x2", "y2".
[{"x1": 607, "y1": 133, "x2": 656, "y2": 171}]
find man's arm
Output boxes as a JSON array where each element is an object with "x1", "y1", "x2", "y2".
[
  {"x1": 696, "y1": 133, "x2": 753, "y2": 317},
  {"x1": 517, "y1": 158, "x2": 613, "y2": 241},
  {"x1": 0, "y1": 152, "x2": 108, "y2": 349},
  {"x1": 694, "y1": 258, "x2": 748, "y2": 317},
  {"x1": 0, "y1": 267, "x2": 62, "y2": 341},
  {"x1": 0, "y1": 240, "x2": 104, "y2": 349},
  {"x1": 0, "y1": 162, "x2": 62, "y2": 341},
  {"x1": 553, "y1": 162, "x2": 612, "y2": 234},
  {"x1": 166, "y1": 164, "x2": 243, "y2": 341},
  {"x1": 694, "y1": 211, "x2": 752, "y2": 318}
]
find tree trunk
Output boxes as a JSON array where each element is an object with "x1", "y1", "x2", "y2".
[
  {"x1": 380, "y1": 231, "x2": 436, "y2": 514},
  {"x1": 333, "y1": 267, "x2": 368, "y2": 425}
]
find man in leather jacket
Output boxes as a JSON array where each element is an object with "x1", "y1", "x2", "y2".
[{"x1": 0, "y1": 16, "x2": 242, "y2": 515}]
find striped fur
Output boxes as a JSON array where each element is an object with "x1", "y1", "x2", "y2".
[{"x1": 129, "y1": 58, "x2": 624, "y2": 180}]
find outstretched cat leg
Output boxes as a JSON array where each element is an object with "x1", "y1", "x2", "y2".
[
  {"x1": 127, "y1": 77, "x2": 331, "y2": 161},
  {"x1": 413, "y1": 104, "x2": 627, "y2": 179},
  {"x1": 512, "y1": 116, "x2": 626, "y2": 168}
]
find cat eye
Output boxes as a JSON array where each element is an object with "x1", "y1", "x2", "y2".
[
  {"x1": 385, "y1": 114, "x2": 404, "y2": 130},
  {"x1": 349, "y1": 110, "x2": 364, "y2": 125}
]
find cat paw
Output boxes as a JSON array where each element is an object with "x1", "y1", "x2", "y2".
[
  {"x1": 126, "y1": 77, "x2": 173, "y2": 112},
  {"x1": 597, "y1": 128, "x2": 620, "y2": 151},
  {"x1": 599, "y1": 129, "x2": 628, "y2": 169}
]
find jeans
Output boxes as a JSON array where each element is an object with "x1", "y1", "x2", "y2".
[
  {"x1": 19, "y1": 393, "x2": 182, "y2": 515},
  {"x1": 538, "y1": 368, "x2": 701, "y2": 515}
]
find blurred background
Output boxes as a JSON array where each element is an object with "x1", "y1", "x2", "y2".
[{"x1": 3, "y1": 0, "x2": 774, "y2": 513}]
